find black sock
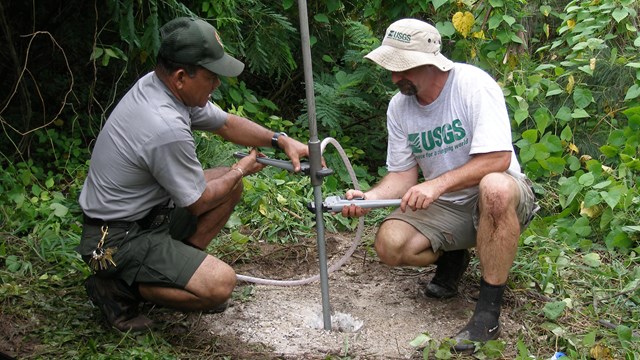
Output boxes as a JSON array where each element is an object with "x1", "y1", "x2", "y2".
[{"x1": 472, "y1": 278, "x2": 506, "y2": 325}]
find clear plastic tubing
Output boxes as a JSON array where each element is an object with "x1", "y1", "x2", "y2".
[{"x1": 236, "y1": 137, "x2": 364, "y2": 286}]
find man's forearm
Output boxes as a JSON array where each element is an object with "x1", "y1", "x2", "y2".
[
  {"x1": 215, "y1": 114, "x2": 274, "y2": 148},
  {"x1": 366, "y1": 168, "x2": 418, "y2": 200}
]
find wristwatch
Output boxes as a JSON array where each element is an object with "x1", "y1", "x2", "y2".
[{"x1": 271, "y1": 132, "x2": 287, "y2": 149}]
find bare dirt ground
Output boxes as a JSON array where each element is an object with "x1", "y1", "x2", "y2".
[{"x1": 201, "y1": 232, "x2": 524, "y2": 359}]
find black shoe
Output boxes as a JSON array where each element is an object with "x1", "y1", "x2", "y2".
[
  {"x1": 422, "y1": 249, "x2": 471, "y2": 299},
  {"x1": 452, "y1": 278, "x2": 506, "y2": 352},
  {"x1": 203, "y1": 300, "x2": 231, "y2": 314},
  {"x1": 452, "y1": 311, "x2": 501, "y2": 352},
  {"x1": 85, "y1": 275, "x2": 153, "y2": 332}
]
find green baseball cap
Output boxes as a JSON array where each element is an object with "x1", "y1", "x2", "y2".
[{"x1": 159, "y1": 17, "x2": 244, "y2": 77}]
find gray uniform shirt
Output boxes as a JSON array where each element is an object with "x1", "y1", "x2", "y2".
[{"x1": 79, "y1": 72, "x2": 228, "y2": 221}]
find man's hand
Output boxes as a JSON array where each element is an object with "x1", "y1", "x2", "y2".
[
  {"x1": 233, "y1": 148, "x2": 266, "y2": 176},
  {"x1": 401, "y1": 182, "x2": 441, "y2": 212},
  {"x1": 279, "y1": 136, "x2": 312, "y2": 173},
  {"x1": 339, "y1": 189, "x2": 370, "y2": 218}
]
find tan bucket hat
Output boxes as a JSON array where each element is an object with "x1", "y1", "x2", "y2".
[{"x1": 365, "y1": 18, "x2": 454, "y2": 72}]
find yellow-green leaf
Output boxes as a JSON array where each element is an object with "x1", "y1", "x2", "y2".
[{"x1": 452, "y1": 12, "x2": 474, "y2": 38}]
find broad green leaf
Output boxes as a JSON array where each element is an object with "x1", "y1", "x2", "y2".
[
  {"x1": 540, "y1": 5, "x2": 552, "y2": 16},
  {"x1": 546, "y1": 85, "x2": 563, "y2": 97},
  {"x1": 488, "y1": 15, "x2": 502, "y2": 30},
  {"x1": 436, "y1": 22, "x2": 456, "y2": 37},
  {"x1": 582, "y1": 190, "x2": 601, "y2": 208},
  {"x1": 409, "y1": 333, "x2": 431, "y2": 347},
  {"x1": 541, "y1": 134, "x2": 563, "y2": 153},
  {"x1": 533, "y1": 108, "x2": 552, "y2": 133},
  {"x1": 326, "y1": 0, "x2": 341, "y2": 13},
  {"x1": 612, "y1": 7, "x2": 629, "y2": 23},
  {"x1": 599, "y1": 145, "x2": 618, "y2": 158},
  {"x1": 600, "y1": 207, "x2": 613, "y2": 230},
  {"x1": 314, "y1": 13, "x2": 330, "y2": 23},
  {"x1": 571, "y1": 108, "x2": 590, "y2": 119},
  {"x1": 616, "y1": 325, "x2": 632, "y2": 342},
  {"x1": 583, "y1": 253, "x2": 601, "y2": 267},
  {"x1": 535, "y1": 64, "x2": 556, "y2": 71},
  {"x1": 600, "y1": 185, "x2": 626, "y2": 209},
  {"x1": 582, "y1": 331, "x2": 597, "y2": 347},
  {"x1": 519, "y1": 146, "x2": 536, "y2": 163},
  {"x1": 543, "y1": 301, "x2": 566, "y2": 320},
  {"x1": 607, "y1": 129, "x2": 626, "y2": 146},
  {"x1": 567, "y1": 156, "x2": 581, "y2": 171},
  {"x1": 532, "y1": 143, "x2": 550, "y2": 160},
  {"x1": 624, "y1": 84, "x2": 640, "y2": 101},
  {"x1": 605, "y1": 230, "x2": 633, "y2": 249},
  {"x1": 49, "y1": 203, "x2": 69, "y2": 218},
  {"x1": 514, "y1": 108, "x2": 529, "y2": 124},
  {"x1": 574, "y1": 217, "x2": 592, "y2": 236},
  {"x1": 521, "y1": 129, "x2": 538, "y2": 143},
  {"x1": 282, "y1": 0, "x2": 294, "y2": 10},
  {"x1": 559, "y1": 176, "x2": 582, "y2": 207},
  {"x1": 573, "y1": 87, "x2": 593, "y2": 109},
  {"x1": 556, "y1": 106, "x2": 572, "y2": 123},
  {"x1": 578, "y1": 172, "x2": 594, "y2": 186},
  {"x1": 544, "y1": 156, "x2": 566, "y2": 174},
  {"x1": 489, "y1": 0, "x2": 504, "y2": 7},
  {"x1": 503, "y1": 15, "x2": 516, "y2": 26},
  {"x1": 560, "y1": 126, "x2": 573, "y2": 141},
  {"x1": 592, "y1": 180, "x2": 612, "y2": 189},
  {"x1": 432, "y1": 0, "x2": 449, "y2": 10}
]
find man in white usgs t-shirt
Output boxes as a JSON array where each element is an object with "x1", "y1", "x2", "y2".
[{"x1": 339, "y1": 18, "x2": 539, "y2": 352}]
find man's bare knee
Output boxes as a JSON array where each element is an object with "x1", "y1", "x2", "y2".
[
  {"x1": 374, "y1": 226, "x2": 404, "y2": 266},
  {"x1": 190, "y1": 257, "x2": 237, "y2": 307},
  {"x1": 479, "y1": 173, "x2": 517, "y2": 216}
]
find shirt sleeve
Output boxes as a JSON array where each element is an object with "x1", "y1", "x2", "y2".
[
  {"x1": 190, "y1": 102, "x2": 228, "y2": 132},
  {"x1": 140, "y1": 131, "x2": 207, "y2": 208},
  {"x1": 467, "y1": 82, "x2": 514, "y2": 155},
  {"x1": 386, "y1": 95, "x2": 417, "y2": 172}
]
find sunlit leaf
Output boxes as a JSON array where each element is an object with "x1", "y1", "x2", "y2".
[
  {"x1": 452, "y1": 11, "x2": 474, "y2": 38},
  {"x1": 583, "y1": 253, "x2": 601, "y2": 267}
]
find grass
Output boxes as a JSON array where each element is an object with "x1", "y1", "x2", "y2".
[{"x1": 1, "y1": 217, "x2": 639, "y2": 359}]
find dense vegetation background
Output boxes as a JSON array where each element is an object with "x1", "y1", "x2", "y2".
[{"x1": 0, "y1": 0, "x2": 638, "y2": 358}]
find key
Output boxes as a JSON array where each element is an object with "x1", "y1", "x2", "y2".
[{"x1": 89, "y1": 226, "x2": 118, "y2": 271}]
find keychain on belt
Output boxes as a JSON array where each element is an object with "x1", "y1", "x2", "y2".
[{"x1": 89, "y1": 225, "x2": 118, "y2": 271}]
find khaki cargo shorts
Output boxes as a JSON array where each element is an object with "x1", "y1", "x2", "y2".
[{"x1": 383, "y1": 174, "x2": 539, "y2": 253}]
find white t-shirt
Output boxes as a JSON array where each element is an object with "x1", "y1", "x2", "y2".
[
  {"x1": 386, "y1": 63, "x2": 523, "y2": 202},
  {"x1": 79, "y1": 72, "x2": 228, "y2": 221}
]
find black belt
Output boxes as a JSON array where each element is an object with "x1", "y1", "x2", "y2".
[
  {"x1": 83, "y1": 204, "x2": 173, "y2": 230},
  {"x1": 83, "y1": 214, "x2": 133, "y2": 228}
]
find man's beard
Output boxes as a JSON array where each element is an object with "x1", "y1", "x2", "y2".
[{"x1": 396, "y1": 79, "x2": 418, "y2": 96}]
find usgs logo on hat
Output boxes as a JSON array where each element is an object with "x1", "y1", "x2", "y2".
[{"x1": 387, "y1": 30, "x2": 412, "y2": 44}]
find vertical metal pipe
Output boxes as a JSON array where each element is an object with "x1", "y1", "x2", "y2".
[{"x1": 297, "y1": 0, "x2": 332, "y2": 330}]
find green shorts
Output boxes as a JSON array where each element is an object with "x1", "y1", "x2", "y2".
[
  {"x1": 78, "y1": 208, "x2": 206, "y2": 288},
  {"x1": 384, "y1": 174, "x2": 538, "y2": 253}
]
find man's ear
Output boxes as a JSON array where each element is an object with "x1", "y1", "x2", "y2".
[{"x1": 173, "y1": 69, "x2": 187, "y2": 88}]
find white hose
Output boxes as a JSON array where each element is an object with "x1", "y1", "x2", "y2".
[{"x1": 235, "y1": 137, "x2": 364, "y2": 286}]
